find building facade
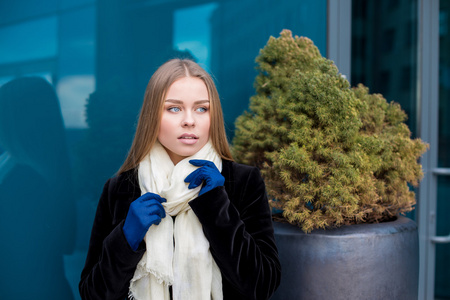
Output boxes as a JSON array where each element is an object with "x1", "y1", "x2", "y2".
[{"x1": 0, "y1": 0, "x2": 448, "y2": 298}]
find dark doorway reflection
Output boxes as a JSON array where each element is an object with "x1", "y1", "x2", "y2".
[
  {"x1": 0, "y1": 77, "x2": 75, "y2": 299},
  {"x1": 351, "y1": 0, "x2": 418, "y2": 137}
]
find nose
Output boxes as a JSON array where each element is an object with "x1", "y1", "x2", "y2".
[{"x1": 182, "y1": 111, "x2": 195, "y2": 127}]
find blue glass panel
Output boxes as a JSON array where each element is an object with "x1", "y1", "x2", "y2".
[
  {"x1": 56, "y1": 7, "x2": 97, "y2": 298},
  {"x1": 0, "y1": 17, "x2": 58, "y2": 64},
  {"x1": 57, "y1": 7, "x2": 96, "y2": 129},
  {"x1": 0, "y1": 76, "x2": 14, "y2": 87},
  {"x1": 58, "y1": 7, "x2": 96, "y2": 77},
  {"x1": 0, "y1": 0, "x2": 58, "y2": 24},
  {"x1": 351, "y1": 0, "x2": 418, "y2": 137},
  {"x1": 351, "y1": 0, "x2": 420, "y2": 223},
  {"x1": 174, "y1": 3, "x2": 219, "y2": 68},
  {"x1": 60, "y1": 0, "x2": 96, "y2": 10},
  {"x1": 439, "y1": 1, "x2": 450, "y2": 169},
  {"x1": 435, "y1": 177, "x2": 450, "y2": 299},
  {"x1": 435, "y1": 1, "x2": 450, "y2": 298},
  {"x1": 0, "y1": 76, "x2": 76, "y2": 299},
  {"x1": 0, "y1": 1, "x2": 327, "y2": 299}
]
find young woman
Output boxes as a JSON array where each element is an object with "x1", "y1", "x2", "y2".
[{"x1": 79, "y1": 59, "x2": 281, "y2": 300}]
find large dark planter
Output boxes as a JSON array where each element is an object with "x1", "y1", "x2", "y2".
[{"x1": 271, "y1": 216, "x2": 418, "y2": 300}]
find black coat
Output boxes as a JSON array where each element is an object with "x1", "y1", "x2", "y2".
[{"x1": 79, "y1": 160, "x2": 281, "y2": 300}]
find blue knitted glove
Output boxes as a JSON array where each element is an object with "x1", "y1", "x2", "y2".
[
  {"x1": 185, "y1": 159, "x2": 225, "y2": 196},
  {"x1": 123, "y1": 192, "x2": 166, "y2": 251}
]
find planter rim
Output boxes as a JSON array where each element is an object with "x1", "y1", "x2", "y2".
[{"x1": 273, "y1": 215, "x2": 417, "y2": 238}]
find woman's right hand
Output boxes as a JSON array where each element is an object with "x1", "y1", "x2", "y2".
[{"x1": 123, "y1": 192, "x2": 166, "y2": 251}]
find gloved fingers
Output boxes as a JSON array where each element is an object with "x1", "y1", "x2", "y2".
[
  {"x1": 133, "y1": 214, "x2": 163, "y2": 248},
  {"x1": 189, "y1": 160, "x2": 222, "y2": 176},
  {"x1": 130, "y1": 195, "x2": 166, "y2": 216},
  {"x1": 188, "y1": 159, "x2": 216, "y2": 169},
  {"x1": 147, "y1": 214, "x2": 163, "y2": 226},
  {"x1": 140, "y1": 192, "x2": 167, "y2": 204},
  {"x1": 147, "y1": 200, "x2": 166, "y2": 218},
  {"x1": 185, "y1": 168, "x2": 207, "y2": 189},
  {"x1": 184, "y1": 167, "x2": 201, "y2": 182}
]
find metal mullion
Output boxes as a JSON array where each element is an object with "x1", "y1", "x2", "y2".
[
  {"x1": 327, "y1": 0, "x2": 352, "y2": 81},
  {"x1": 417, "y1": 0, "x2": 440, "y2": 299}
]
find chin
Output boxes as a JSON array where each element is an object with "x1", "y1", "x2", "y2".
[{"x1": 184, "y1": 149, "x2": 201, "y2": 157}]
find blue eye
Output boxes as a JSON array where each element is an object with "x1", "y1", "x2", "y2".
[
  {"x1": 196, "y1": 107, "x2": 208, "y2": 113},
  {"x1": 168, "y1": 107, "x2": 181, "y2": 112}
]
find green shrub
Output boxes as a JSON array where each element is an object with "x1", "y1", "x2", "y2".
[{"x1": 232, "y1": 30, "x2": 428, "y2": 233}]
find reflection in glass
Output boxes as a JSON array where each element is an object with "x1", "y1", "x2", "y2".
[
  {"x1": 351, "y1": 0, "x2": 418, "y2": 136},
  {"x1": 439, "y1": 1, "x2": 450, "y2": 168},
  {"x1": 0, "y1": 1, "x2": 328, "y2": 298},
  {"x1": 0, "y1": 17, "x2": 57, "y2": 64},
  {"x1": 174, "y1": 3, "x2": 218, "y2": 68},
  {"x1": 435, "y1": 1, "x2": 450, "y2": 298},
  {"x1": 57, "y1": 75, "x2": 95, "y2": 129},
  {"x1": 209, "y1": 0, "x2": 327, "y2": 138},
  {"x1": 435, "y1": 177, "x2": 450, "y2": 299},
  {"x1": 0, "y1": 77, "x2": 75, "y2": 299}
]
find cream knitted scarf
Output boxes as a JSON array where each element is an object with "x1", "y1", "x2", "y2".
[{"x1": 129, "y1": 140, "x2": 223, "y2": 300}]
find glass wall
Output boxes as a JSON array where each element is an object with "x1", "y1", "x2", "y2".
[
  {"x1": 351, "y1": 0, "x2": 419, "y2": 226},
  {"x1": 0, "y1": 0, "x2": 327, "y2": 298},
  {"x1": 436, "y1": 1, "x2": 450, "y2": 298},
  {"x1": 351, "y1": 0, "x2": 418, "y2": 136},
  {"x1": 352, "y1": 0, "x2": 450, "y2": 298}
]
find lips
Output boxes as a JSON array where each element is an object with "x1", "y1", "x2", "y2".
[
  {"x1": 178, "y1": 133, "x2": 199, "y2": 145},
  {"x1": 178, "y1": 133, "x2": 198, "y2": 140}
]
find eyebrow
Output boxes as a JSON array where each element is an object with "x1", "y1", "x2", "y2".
[{"x1": 164, "y1": 99, "x2": 210, "y2": 104}]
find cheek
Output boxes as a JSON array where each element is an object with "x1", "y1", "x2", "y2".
[
  {"x1": 203, "y1": 116, "x2": 211, "y2": 134},
  {"x1": 158, "y1": 115, "x2": 172, "y2": 137}
]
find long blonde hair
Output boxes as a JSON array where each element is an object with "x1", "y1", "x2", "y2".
[{"x1": 118, "y1": 59, "x2": 233, "y2": 174}]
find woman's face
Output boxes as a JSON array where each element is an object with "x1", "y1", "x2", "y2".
[{"x1": 158, "y1": 76, "x2": 211, "y2": 164}]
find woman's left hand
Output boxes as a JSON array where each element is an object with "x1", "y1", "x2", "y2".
[{"x1": 185, "y1": 159, "x2": 225, "y2": 196}]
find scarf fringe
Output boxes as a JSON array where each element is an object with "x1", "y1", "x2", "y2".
[{"x1": 131, "y1": 257, "x2": 173, "y2": 286}]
